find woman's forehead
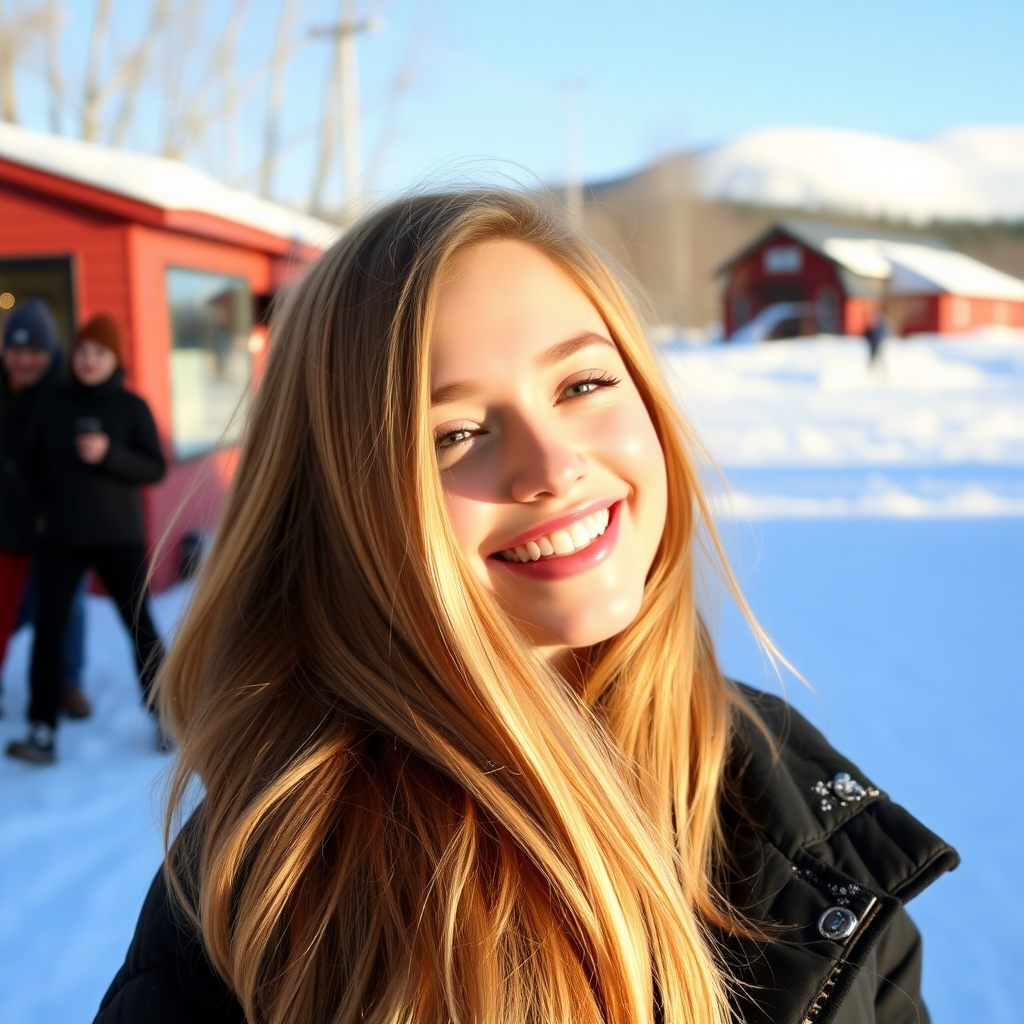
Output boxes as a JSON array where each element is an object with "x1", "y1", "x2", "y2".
[{"x1": 430, "y1": 240, "x2": 609, "y2": 385}]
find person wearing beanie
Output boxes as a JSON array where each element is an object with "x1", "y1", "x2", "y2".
[
  {"x1": 0, "y1": 300, "x2": 90, "y2": 721},
  {"x1": 6, "y1": 312, "x2": 167, "y2": 764}
]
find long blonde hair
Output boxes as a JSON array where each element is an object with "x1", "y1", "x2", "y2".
[{"x1": 158, "y1": 189, "x2": 759, "y2": 1024}]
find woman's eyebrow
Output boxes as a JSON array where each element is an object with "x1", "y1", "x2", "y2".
[
  {"x1": 430, "y1": 333, "x2": 616, "y2": 406},
  {"x1": 537, "y1": 331, "x2": 617, "y2": 367}
]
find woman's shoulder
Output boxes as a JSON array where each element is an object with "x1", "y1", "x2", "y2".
[
  {"x1": 727, "y1": 681, "x2": 957, "y2": 901},
  {"x1": 94, "y1": 818, "x2": 245, "y2": 1024},
  {"x1": 719, "y1": 682, "x2": 958, "y2": 1024}
]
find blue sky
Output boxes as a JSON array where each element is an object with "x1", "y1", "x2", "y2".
[{"x1": 19, "y1": 0, "x2": 1024, "y2": 208}]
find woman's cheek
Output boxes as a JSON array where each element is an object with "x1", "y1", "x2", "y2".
[
  {"x1": 588, "y1": 398, "x2": 666, "y2": 489},
  {"x1": 443, "y1": 491, "x2": 495, "y2": 585}
]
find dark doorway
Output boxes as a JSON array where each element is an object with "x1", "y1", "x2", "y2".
[
  {"x1": 0, "y1": 256, "x2": 76, "y2": 351},
  {"x1": 757, "y1": 283, "x2": 806, "y2": 306}
]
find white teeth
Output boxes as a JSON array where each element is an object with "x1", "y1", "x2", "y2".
[
  {"x1": 568, "y1": 521, "x2": 590, "y2": 547},
  {"x1": 549, "y1": 529, "x2": 575, "y2": 555},
  {"x1": 499, "y1": 507, "x2": 614, "y2": 562}
]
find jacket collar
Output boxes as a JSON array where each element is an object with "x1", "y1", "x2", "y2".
[
  {"x1": 716, "y1": 685, "x2": 958, "y2": 1024},
  {"x1": 69, "y1": 366, "x2": 125, "y2": 398}
]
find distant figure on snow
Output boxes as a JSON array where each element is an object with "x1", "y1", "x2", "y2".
[
  {"x1": 864, "y1": 311, "x2": 887, "y2": 366},
  {"x1": 5, "y1": 313, "x2": 167, "y2": 764}
]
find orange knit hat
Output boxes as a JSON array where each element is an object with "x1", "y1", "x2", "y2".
[{"x1": 73, "y1": 313, "x2": 124, "y2": 366}]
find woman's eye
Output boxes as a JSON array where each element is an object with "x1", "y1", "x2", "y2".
[
  {"x1": 561, "y1": 374, "x2": 621, "y2": 400},
  {"x1": 435, "y1": 427, "x2": 477, "y2": 451}
]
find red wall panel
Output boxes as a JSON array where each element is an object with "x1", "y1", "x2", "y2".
[
  {"x1": 0, "y1": 177, "x2": 131, "y2": 339},
  {"x1": 0, "y1": 170, "x2": 317, "y2": 590}
]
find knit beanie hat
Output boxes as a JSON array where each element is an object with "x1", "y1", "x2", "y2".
[
  {"x1": 2, "y1": 299, "x2": 60, "y2": 356},
  {"x1": 73, "y1": 313, "x2": 123, "y2": 366}
]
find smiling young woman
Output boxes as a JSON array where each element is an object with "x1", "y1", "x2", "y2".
[{"x1": 95, "y1": 190, "x2": 957, "y2": 1024}]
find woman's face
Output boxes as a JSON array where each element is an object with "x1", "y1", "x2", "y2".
[
  {"x1": 430, "y1": 240, "x2": 668, "y2": 662},
  {"x1": 72, "y1": 340, "x2": 118, "y2": 386}
]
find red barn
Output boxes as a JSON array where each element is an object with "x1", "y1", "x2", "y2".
[
  {"x1": 0, "y1": 123, "x2": 338, "y2": 589},
  {"x1": 720, "y1": 220, "x2": 1024, "y2": 340}
]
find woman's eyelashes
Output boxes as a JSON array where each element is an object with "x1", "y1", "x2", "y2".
[
  {"x1": 435, "y1": 424, "x2": 480, "y2": 452},
  {"x1": 560, "y1": 372, "x2": 621, "y2": 400}
]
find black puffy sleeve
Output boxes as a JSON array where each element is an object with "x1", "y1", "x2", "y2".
[
  {"x1": 100, "y1": 395, "x2": 166, "y2": 486},
  {"x1": 93, "y1": 866, "x2": 245, "y2": 1024}
]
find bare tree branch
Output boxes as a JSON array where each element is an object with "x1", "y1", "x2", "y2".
[
  {"x1": 166, "y1": 0, "x2": 249, "y2": 159},
  {"x1": 43, "y1": 0, "x2": 63, "y2": 132},
  {"x1": 0, "y1": 0, "x2": 51, "y2": 124},
  {"x1": 0, "y1": 0, "x2": 18, "y2": 123},
  {"x1": 160, "y1": 0, "x2": 203, "y2": 156},
  {"x1": 81, "y1": 0, "x2": 114, "y2": 140},
  {"x1": 0, "y1": 0, "x2": 415, "y2": 215},
  {"x1": 260, "y1": 0, "x2": 300, "y2": 197},
  {"x1": 364, "y1": 0, "x2": 421, "y2": 195},
  {"x1": 108, "y1": 0, "x2": 173, "y2": 146},
  {"x1": 310, "y1": 0, "x2": 354, "y2": 215}
]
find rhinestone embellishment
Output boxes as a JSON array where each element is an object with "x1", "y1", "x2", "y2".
[
  {"x1": 831, "y1": 772, "x2": 865, "y2": 801},
  {"x1": 793, "y1": 865, "x2": 863, "y2": 906},
  {"x1": 811, "y1": 772, "x2": 879, "y2": 812},
  {"x1": 818, "y1": 906, "x2": 859, "y2": 941}
]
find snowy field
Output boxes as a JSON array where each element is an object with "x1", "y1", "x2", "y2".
[{"x1": 2, "y1": 330, "x2": 1022, "y2": 1023}]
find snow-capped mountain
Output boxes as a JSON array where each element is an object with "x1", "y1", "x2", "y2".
[{"x1": 696, "y1": 125, "x2": 1024, "y2": 223}]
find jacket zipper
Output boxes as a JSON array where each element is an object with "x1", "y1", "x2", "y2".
[{"x1": 800, "y1": 895, "x2": 881, "y2": 1024}]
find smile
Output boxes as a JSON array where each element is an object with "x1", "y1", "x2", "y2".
[
  {"x1": 498, "y1": 507, "x2": 610, "y2": 562},
  {"x1": 490, "y1": 501, "x2": 623, "y2": 581}
]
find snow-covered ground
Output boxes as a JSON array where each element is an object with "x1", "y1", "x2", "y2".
[{"x1": 2, "y1": 330, "x2": 1021, "y2": 1023}]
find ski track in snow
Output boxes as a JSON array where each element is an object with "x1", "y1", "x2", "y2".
[{"x1": 2, "y1": 330, "x2": 1022, "y2": 1023}]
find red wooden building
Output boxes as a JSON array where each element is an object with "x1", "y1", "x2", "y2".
[
  {"x1": 0, "y1": 123, "x2": 338, "y2": 589},
  {"x1": 719, "y1": 220, "x2": 1024, "y2": 340}
]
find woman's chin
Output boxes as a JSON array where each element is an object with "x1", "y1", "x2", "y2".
[{"x1": 513, "y1": 588, "x2": 645, "y2": 652}]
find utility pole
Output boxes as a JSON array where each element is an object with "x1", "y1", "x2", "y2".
[
  {"x1": 561, "y1": 80, "x2": 585, "y2": 227},
  {"x1": 310, "y1": 4, "x2": 380, "y2": 222}
]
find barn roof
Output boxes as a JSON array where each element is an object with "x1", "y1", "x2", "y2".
[
  {"x1": 719, "y1": 219, "x2": 1024, "y2": 301},
  {"x1": 0, "y1": 122, "x2": 340, "y2": 250}
]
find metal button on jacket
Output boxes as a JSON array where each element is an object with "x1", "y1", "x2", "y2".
[{"x1": 818, "y1": 906, "x2": 859, "y2": 941}]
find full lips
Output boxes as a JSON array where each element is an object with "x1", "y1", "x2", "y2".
[{"x1": 491, "y1": 501, "x2": 622, "y2": 581}]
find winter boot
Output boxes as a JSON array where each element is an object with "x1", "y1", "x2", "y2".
[
  {"x1": 5, "y1": 722, "x2": 56, "y2": 765},
  {"x1": 62, "y1": 687, "x2": 93, "y2": 720}
]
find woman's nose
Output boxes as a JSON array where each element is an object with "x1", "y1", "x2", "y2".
[{"x1": 506, "y1": 416, "x2": 586, "y2": 502}]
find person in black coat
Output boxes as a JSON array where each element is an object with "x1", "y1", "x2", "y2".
[
  {"x1": 0, "y1": 300, "x2": 90, "y2": 718},
  {"x1": 5, "y1": 313, "x2": 167, "y2": 764}
]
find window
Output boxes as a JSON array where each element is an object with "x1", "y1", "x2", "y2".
[
  {"x1": 817, "y1": 287, "x2": 840, "y2": 333},
  {"x1": 763, "y1": 245, "x2": 803, "y2": 275},
  {"x1": 0, "y1": 256, "x2": 76, "y2": 350},
  {"x1": 167, "y1": 268, "x2": 253, "y2": 461}
]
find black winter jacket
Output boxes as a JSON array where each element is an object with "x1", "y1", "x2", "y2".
[
  {"x1": 0, "y1": 355, "x2": 63, "y2": 553},
  {"x1": 33, "y1": 370, "x2": 166, "y2": 547},
  {"x1": 94, "y1": 687, "x2": 958, "y2": 1024}
]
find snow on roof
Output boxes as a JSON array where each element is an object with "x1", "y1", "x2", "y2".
[
  {"x1": 0, "y1": 122, "x2": 340, "y2": 249},
  {"x1": 881, "y1": 243, "x2": 1024, "y2": 300},
  {"x1": 821, "y1": 239, "x2": 892, "y2": 280},
  {"x1": 697, "y1": 125, "x2": 1024, "y2": 223},
  {"x1": 813, "y1": 235, "x2": 1024, "y2": 300}
]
